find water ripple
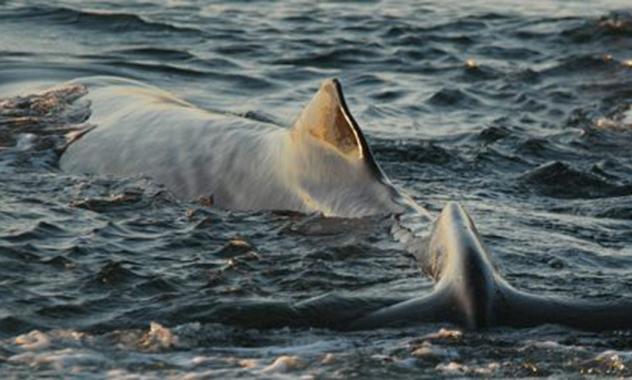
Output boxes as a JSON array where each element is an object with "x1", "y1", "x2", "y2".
[{"x1": 2, "y1": 0, "x2": 632, "y2": 377}]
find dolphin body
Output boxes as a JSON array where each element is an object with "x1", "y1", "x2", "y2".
[
  {"x1": 60, "y1": 77, "x2": 425, "y2": 218},
  {"x1": 57, "y1": 77, "x2": 632, "y2": 331}
]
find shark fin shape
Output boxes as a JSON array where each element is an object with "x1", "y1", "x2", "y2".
[{"x1": 292, "y1": 79, "x2": 368, "y2": 161}]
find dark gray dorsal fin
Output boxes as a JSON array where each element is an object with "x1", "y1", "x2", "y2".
[{"x1": 293, "y1": 79, "x2": 366, "y2": 160}]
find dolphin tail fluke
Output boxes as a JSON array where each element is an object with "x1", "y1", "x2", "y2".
[
  {"x1": 200, "y1": 202, "x2": 632, "y2": 331},
  {"x1": 346, "y1": 287, "x2": 456, "y2": 330},
  {"x1": 349, "y1": 201, "x2": 499, "y2": 330},
  {"x1": 498, "y1": 287, "x2": 632, "y2": 331},
  {"x1": 199, "y1": 295, "x2": 404, "y2": 330},
  {"x1": 418, "y1": 202, "x2": 632, "y2": 331}
]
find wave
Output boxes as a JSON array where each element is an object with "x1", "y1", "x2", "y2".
[
  {"x1": 5, "y1": 5, "x2": 201, "y2": 34},
  {"x1": 521, "y1": 161, "x2": 632, "y2": 199}
]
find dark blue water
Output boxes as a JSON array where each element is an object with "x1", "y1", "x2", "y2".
[{"x1": 1, "y1": 0, "x2": 632, "y2": 377}]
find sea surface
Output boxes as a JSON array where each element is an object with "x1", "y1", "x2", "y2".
[{"x1": 1, "y1": 0, "x2": 632, "y2": 378}]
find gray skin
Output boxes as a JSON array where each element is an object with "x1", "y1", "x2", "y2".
[
  {"x1": 349, "y1": 202, "x2": 632, "y2": 331},
  {"x1": 203, "y1": 202, "x2": 632, "y2": 331},
  {"x1": 56, "y1": 77, "x2": 632, "y2": 331}
]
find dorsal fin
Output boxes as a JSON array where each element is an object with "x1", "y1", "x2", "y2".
[{"x1": 293, "y1": 79, "x2": 365, "y2": 160}]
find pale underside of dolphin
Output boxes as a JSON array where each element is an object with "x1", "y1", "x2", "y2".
[{"x1": 41, "y1": 77, "x2": 632, "y2": 331}]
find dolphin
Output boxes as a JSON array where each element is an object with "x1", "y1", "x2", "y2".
[
  {"x1": 59, "y1": 77, "x2": 428, "y2": 219},
  {"x1": 12, "y1": 76, "x2": 632, "y2": 331}
]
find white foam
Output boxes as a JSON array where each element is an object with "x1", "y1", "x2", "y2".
[
  {"x1": 623, "y1": 106, "x2": 632, "y2": 126},
  {"x1": 9, "y1": 348, "x2": 109, "y2": 371},
  {"x1": 139, "y1": 322, "x2": 179, "y2": 351},
  {"x1": 261, "y1": 355, "x2": 306, "y2": 374},
  {"x1": 15, "y1": 133, "x2": 38, "y2": 151},
  {"x1": 421, "y1": 328, "x2": 463, "y2": 341},
  {"x1": 411, "y1": 342, "x2": 459, "y2": 360},
  {"x1": 435, "y1": 361, "x2": 501, "y2": 375},
  {"x1": 597, "y1": 349, "x2": 632, "y2": 361},
  {"x1": 14, "y1": 330, "x2": 51, "y2": 350}
]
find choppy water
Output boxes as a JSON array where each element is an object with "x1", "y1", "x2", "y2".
[{"x1": 1, "y1": 0, "x2": 632, "y2": 377}]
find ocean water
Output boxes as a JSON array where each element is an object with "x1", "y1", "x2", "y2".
[{"x1": 1, "y1": 0, "x2": 632, "y2": 377}]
